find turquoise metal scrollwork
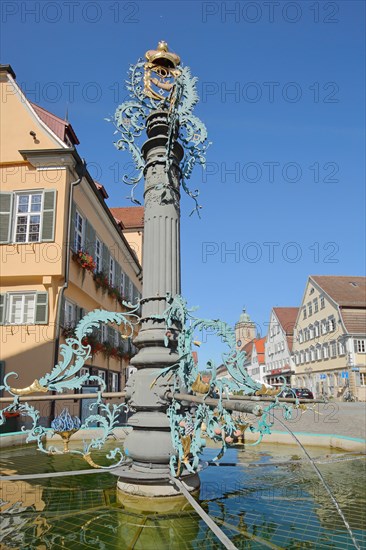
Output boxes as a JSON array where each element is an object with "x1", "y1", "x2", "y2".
[{"x1": 0, "y1": 306, "x2": 140, "y2": 468}]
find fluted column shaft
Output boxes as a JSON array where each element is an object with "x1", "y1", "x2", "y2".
[{"x1": 121, "y1": 111, "x2": 184, "y2": 475}]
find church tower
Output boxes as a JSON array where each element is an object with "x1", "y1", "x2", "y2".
[{"x1": 235, "y1": 308, "x2": 256, "y2": 349}]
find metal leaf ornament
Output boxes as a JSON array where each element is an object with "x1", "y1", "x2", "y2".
[{"x1": 111, "y1": 43, "x2": 210, "y2": 215}]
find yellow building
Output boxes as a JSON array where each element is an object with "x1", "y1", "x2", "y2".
[
  {"x1": 0, "y1": 64, "x2": 142, "y2": 422},
  {"x1": 292, "y1": 275, "x2": 366, "y2": 401}
]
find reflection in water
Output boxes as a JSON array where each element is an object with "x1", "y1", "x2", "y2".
[{"x1": 0, "y1": 443, "x2": 364, "y2": 549}]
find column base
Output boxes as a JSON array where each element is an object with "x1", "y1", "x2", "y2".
[{"x1": 115, "y1": 463, "x2": 200, "y2": 512}]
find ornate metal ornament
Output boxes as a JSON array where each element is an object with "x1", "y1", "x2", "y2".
[
  {"x1": 0, "y1": 305, "x2": 140, "y2": 468},
  {"x1": 143, "y1": 40, "x2": 181, "y2": 102},
  {"x1": 150, "y1": 293, "x2": 294, "y2": 477},
  {"x1": 108, "y1": 41, "x2": 210, "y2": 215}
]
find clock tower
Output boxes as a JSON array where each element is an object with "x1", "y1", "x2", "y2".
[{"x1": 235, "y1": 308, "x2": 256, "y2": 349}]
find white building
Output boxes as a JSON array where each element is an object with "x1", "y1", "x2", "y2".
[
  {"x1": 264, "y1": 307, "x2": 298, "y2": 387},
  {"x1": 243, "y1": 337, "x2": 266, "y2": 384}
]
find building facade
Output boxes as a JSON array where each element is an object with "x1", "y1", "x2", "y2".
[
  {"x1": 292, "y1": 276, "x2": 366, "y2": 401},
  {"x1": 264, "y1": 307, "x2": 298, "y2": 387},
  {"x1": 243, "y1": 337, "x2": 266, "y2": 384},
  {"x1": 0, "y1": 65, "x2": 142, "y2": 423}
]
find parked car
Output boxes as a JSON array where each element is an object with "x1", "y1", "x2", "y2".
[{"x1": 279, "y1": 388, "x2": 314, "y2": 400}]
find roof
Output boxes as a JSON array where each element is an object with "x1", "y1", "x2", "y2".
[
  {"x1": 237, "y1": 307, "x2": 253, "y2": 324},
  {"x1": 340, "y1": 308, "x2": 366, "y2": 334},
  {"x1": 243, "y1": 337, "x2": 266, "y2": 364},
  {"x1": 311, "y1": 276, "x2": 366, "y2": 307},
  {"x1": 94, "y1": 181, "x2": 109, "y2": 199},
  {"x1": 273, "y1": 307, "x2": 299, "y2": 352},
  {"x1": 273, "y1": 307, "x2": 299, "y2": 334},
  {"x1": 110, "y1": 207, "x2": 144, "y2": 230},
  {"x1": 31, "y1": 102, "x2": 79, "y2": 146}
]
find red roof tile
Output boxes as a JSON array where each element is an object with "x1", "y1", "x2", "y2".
[
  {"x1": 340, "y1": 308, "x2": 366, "y2": 334},
  {"x1": 273, "y1": 307, "x2": 299, "y2": 351},
  {"x1": 311, "y1": 276, "x2": 366, "y2": 307},
  {"x1": 31, "y1": 102, "x2": 79, "y2": 145},
  {"x1": 273, "y1": 307, "x2": 299, "y2": 334},
  {"x1": 110, "y1": 207, "x2": 144, "y2": 230},
  {"x1": 243, "y1": 337, "x2": 266, "y2": 364}
]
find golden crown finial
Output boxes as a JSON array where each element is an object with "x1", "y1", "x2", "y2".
[
  {"x1": 145, "y1": 41, "x2": 181, "y2": 69},
  {"x1": 157, "y1": 40, "x2": 168, "y2": 52}
]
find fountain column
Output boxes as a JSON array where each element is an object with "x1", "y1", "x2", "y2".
[{"x1": 117, "y1": 111, "x2": 200, "y2": 500}]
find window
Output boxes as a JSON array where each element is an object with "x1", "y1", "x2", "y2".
[
  {"x1": 75, "y1": 210, "x2": 84, "y2": 251},
  {"x1": 64, "y1": 299, "x2": 76, "y2": 326},
  {"x1": 321, "y1": 320, "x2": 327, "y2": 335},
  {"x1": 310, "y1": 348, "x2": 315, "y2": 362},
  {"x1": 316, "y1": 346, "x2": 321, "y2": 361},
  {"x1": 354, "y1": 339, "x2": 366, "y2": 353},
  {"x1": 320, "y1": 296, "x2": 325, "y2": 309},
  {"x1": 330, "y1": 341, "x2": 337, "y2": 358},
  {"x1": 309, "y1": 325, "x2": 314, "y2": 340},
  {"x1": 80, "y1": 367, "x2": 89, "y2": 381},
  {"x1": 95, "y1": 237, "x2": 102, "y2": 272},
  {"x1": 1, "y1": 190, "x2": 56, "y2": 245},
  {"x1": 0, "y1": 292, "x2": 48, "y2": 325},
  {"x1": 323, "y1": 345, "x2": 329, "y2": 359},
  {"x1": 314, "y1": 298, "x2": 319, "y2": 313},
  {"x1": 360, "y1": 373, "x2": 366, "y2": 386},
  {"x1": 338, "y1": 340, "x2": 345, "y2": 356},
  {"x1": 9, "y1": 294, "x2": 36, "y2": 324},
  {"x1": 111, "y1": 372, "x2": 119, "y2": 392},
  {"x1": 298, "y1": 330, "x2": 303, "y2": 343},
  {"x1": 129, "y1": 279, "x2": 134, "y2": 302},
  {"x1": 303, "y1": 307, "x2": 307, "y2": 320},
  {"x1": 109, "y1": 257, "x2": 115, "y2": 286},
  {"x1": 97, "y1": 370, "x2": 106, "y2": 385},
  {"x1": 328, "y1": 317, "x2": 336, "y2": 332},
  {"x1": 314, "y1": 323, "x2": 319, "y2": 338},
  {"x1": 101, "y1": 324, "x2": 108, "y2": 343},
  {"x1": 14, "y1": 192, "x2": 42, "y2": 243},
  {"x1": 305, "y1": 350, "x2": 310, "y2": 363},
  {"x1": 114, "y1": 329, "x2": 119, "y2": 347},
  {"x1": 308, "y1": 302, "x2": 312, "y2": 316},
  {"x1": 300, "y1": 351, "x2": 304, "y2": 364}
]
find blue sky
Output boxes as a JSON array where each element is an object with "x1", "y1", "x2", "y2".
[{"x1": 2, "y1": 1, "x2": 365, "y2": 366}]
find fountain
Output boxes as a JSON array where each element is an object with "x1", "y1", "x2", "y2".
[{"x1": 0, "y1": 43, "x2": 364, "y2": 549}]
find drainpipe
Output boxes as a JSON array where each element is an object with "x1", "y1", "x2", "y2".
[{"x1": 50, "y1": 159, "x2": 86, "y2": 420}]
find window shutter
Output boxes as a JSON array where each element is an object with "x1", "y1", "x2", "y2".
[
  {"x1": 102, "y1": 244, "x2": 110, "y2": 274},
  {"x1": 84, "y1": 220, "x2": 96, "y2": 255},
  {"x1": 115, "y1": 263, "x2": 121, "y2": 292},
  {"x1": 70, "y1": 201, "x2": 76, "y2": 250},
  {"x1": 41, "y1": 190, "x2": 56, "y2": 242},
  {"x1": 132, "y1": 284, "x2": 139, "y2": 304},
  {"x1": 0, "y1": 192, "x2": 13, "y2": 244},
  {"x1": 0, "y1": 361, "x2": 5, "y2": 396},
  {"x1": 124, "y1": 274, "x2": 130, "y2": 300},
  {"x1": 0, "y1": 294, "x2": 6, "y2": 325},
  {"x1": 35, "y1": 292, "x2": 48, "y2": 324}
]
